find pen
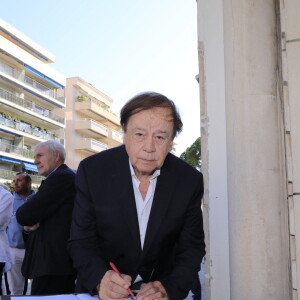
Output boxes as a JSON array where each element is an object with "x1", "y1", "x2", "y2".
[{"x1": 109, "y1": 261, "x2": 135, "y2": 297}]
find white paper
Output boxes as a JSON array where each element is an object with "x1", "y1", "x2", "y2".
[{"x1": 8, "y1": 294, "x2": 135, "y2": 300}]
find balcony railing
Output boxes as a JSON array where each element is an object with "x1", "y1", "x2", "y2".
[
  {"x1": 91, "y1": 120, "x2": 108, "y2": 133},
  {"x1": 0, "y1": 61, "x2": 64, "y2": 103},
  {"x1": 91, "y1": 139, "x2": 108, "y2": 150},
  {"x1": 0, "y1": 168, "x2": 44, "y2": 185},
  {"x1": 0, "y1": 140, "x2": 34, "y2": 159},
  {"x1": 112, "y1": 130, "x2": 123, "y2": 139},
  {"x1": 75, "y1": 98, "x2": 120, "y2": 125},
  {"x1": 0, "y1": 88, "x2": 65, "y2": 125},
  {"x1": 76, "y1": 138, "x2": 108, "y2": 153},
  {"x1": 0, "y1": 115, "x2": 64, "y2": 144}
]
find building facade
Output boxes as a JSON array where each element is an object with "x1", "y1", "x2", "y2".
[
  {"x1": 0, "y1": 18, "x2": 66, "y2": 186},
  {"x1": 64, "y1": 77, "x2": 122, "y2": 170}
]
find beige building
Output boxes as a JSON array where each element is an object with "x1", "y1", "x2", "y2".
[
  {"x1": 197, "y1": 0, "x2": 300, "y2": 299},
  {"x1": 0, "y1": 18, "x2": 66, "y2": 186},
  {"x1": 64, "y1": 77, "x2": 122, "y2": 170}
]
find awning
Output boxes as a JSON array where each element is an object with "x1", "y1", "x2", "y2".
[
  {"x1": 23, "y1": 162, "x2": 38, "y2": 172},
  {"x1": 0, "y1": 157, "x2": 22, "y2": 164}
]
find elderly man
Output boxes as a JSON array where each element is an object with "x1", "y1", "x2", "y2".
[
  {"x1": 69, "y1": 92, "x2": 205, "y2": 300},
  {"x1": 6, "y1": 173, "x2": 35, "y2": 295},
  {"x1": 16, "y1": 141, "x2": 76, "y2": 295}
]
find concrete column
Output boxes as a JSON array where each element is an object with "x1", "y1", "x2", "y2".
[
  {"x1": 279, "y1": 1, "x2": 300, "y2": 298},
  {"x1": 197, "y1": 0, "x2": 230, "y2": 299},
  {"x1": 224, "y1": 1, "x2": 290, "y2": 299},
  {"x1": 197, "y1": 0, "x2": 290, "y2": 299}
]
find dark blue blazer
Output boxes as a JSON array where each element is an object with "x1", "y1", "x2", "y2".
[
  {"x1": 69, "y1": 145, "x2": 205, "y2": 300},
  {"x1": 16, "y1": 164, "x2": 76, "y2": 278}
]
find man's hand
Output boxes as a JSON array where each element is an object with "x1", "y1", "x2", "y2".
[
  {"x1": 137, "y1": 281, "x2": 169, "y2": 300},
  {"x1": 98, "y1": 270, "x2": 132, "y2": 300},
  {"x1": 24, "y1": 223, "x2": 40, "y2": 232}
]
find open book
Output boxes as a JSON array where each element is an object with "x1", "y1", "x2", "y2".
[{"x1": 1, "y1": 294, "x2": 135, "y2": 300}]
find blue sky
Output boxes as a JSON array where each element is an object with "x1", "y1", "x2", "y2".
[{"x1": 1, "y1": 0, "x2": 200, "y2": 156}]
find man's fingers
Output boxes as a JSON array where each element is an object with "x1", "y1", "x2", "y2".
[
  {"x1": 137, "y1": 281, "x2": 168, "y2": 299},
  {"x1": 99, "y1": 270, "x2": 133, "y2": 300},
  {"x1": 109, "y1": 271, "x2": 132, "y2": 289}
]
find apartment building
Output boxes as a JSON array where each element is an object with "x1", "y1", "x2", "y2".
[
  {"x1": 64, "y1": 77, "x2": 123, "y2": 170},
  {"x1": 0, "y1": 18, "x2": 66, "y2": 186}
]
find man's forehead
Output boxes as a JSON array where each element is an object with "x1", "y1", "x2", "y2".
[
  {"x1": 35, "y1": 145, "x2": 46, "y2": 153},
  {"x1": 129, "y1": 109, "x2": 173, "y2": 124},
  {"x1": 131, "y1": 127, "x2": 170, "y2": 134},
  {"x1": 14, "y1": 174, "x2": 26, "y2": 180}
]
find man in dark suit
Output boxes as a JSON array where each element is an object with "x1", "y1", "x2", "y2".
[
  {"x1": 69, "y1": 92, "x2": 205, "y2": 300},
  {"x1": 16, "y1": 141, "x2": 76, "y2": 295}
]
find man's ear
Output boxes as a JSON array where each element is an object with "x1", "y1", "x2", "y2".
[
  {"x1": 55, "y1": 151, "x2": 61, "y2": 162},
  {"x1": 168, "y1": 141, "x2": 174, "y2": 152}
]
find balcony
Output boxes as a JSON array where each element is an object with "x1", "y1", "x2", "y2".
[
  {"x1": 111, "y1": 130, "x2": 123, "y2": 144},
  {"x1": 0, "y1": 140, "x2": 34, "y2": 160},
  {"x1": 0, "y1": 168, "x2": 44, "y2": 185},
  {"x1": 105, "y1": 129, "x2": 123, "y2": 148},
  {"x1": 75, "y1": 138, "x2": 108, "y2": 154},
  {"x1": 0, "y1": 88, "x2": 65, "y2": 126},
  {"x1": 0, "y1": 60, "x2": 65, "y2": 104},
  {"x1": 75, "y1": 98, "x2": 120, "y2": 128},
  {"x1": 0, "y1": 114, "x2": 64, "y2": 144},
  {"x1": 75, "y1": 119, "x2": 108, "y2": 138}
]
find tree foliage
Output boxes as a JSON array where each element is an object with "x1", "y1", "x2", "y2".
[{"x1": 179, "y1": 137, "x2": 201, "y2": 170}]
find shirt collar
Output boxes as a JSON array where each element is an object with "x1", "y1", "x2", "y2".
[
  {"x1": 128, "y1": 159, "x2": 160, "y2": 181},
  {"x1": 45, "y1": 165, "x2": 61, "y2": 179}
]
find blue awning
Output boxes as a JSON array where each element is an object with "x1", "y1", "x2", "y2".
[
  {"x1": 23, "y1": 162, "x2": 38, "y2": 172},
  {"x1": 0, "y1": 157, "x2": 22, "y2": 164},
  {"x1": 24, "y1": 65, "x2": 64, "y2": 89}
]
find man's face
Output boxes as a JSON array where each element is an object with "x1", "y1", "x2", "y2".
[
  {"x1": 13, "y1": 174, "x2": 30, "y2": 194},
  {"x1": 123, "y1": 107, "x2": 173, "y2": 179},
  {"x1": 34, "y1": 144, "x2": 60, "y2": 176}
]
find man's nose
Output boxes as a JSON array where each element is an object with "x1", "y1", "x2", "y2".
[{"x1": 143, "y1": 136, "x2": 155, "y2": 152}]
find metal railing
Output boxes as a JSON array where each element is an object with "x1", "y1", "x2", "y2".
[
  {"x1": 0, "y1": 61, "x2": 64, "y2": 103},
  {"x1": 89, "y1": 139, "x2": 108, "y2": 150},
  {"x1": 0, "y1": 140, "x2": 34, "y2": 159},
  {"x1": 112, "y1": 130, "x2": 123, "y2": 139},
  {"x1": 0, "y1": 115, "x2": 64, "y2": 144},
  {"x1": 0, "y1": 88, "x2": 65, "y2": 125},
  {"x1": 90, "y1": 120, "x2": 108, "y2": 133}
]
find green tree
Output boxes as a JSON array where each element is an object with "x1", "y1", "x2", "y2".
[{"x1": 180, "y1": 137, "x2": 201, "y2": 170}]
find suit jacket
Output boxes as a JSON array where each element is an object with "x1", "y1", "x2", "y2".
[
  {"x1": 68, "y1": 145, "x2": 205, "y2": 300},
  {"x1": 16, "y1": 164, "x2": 76, "y2": 278}
]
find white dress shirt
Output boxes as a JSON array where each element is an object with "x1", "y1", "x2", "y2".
[{"x1": 129, "y1": 160, "x2": 160, "y2": 282}]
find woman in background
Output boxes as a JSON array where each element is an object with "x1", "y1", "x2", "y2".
[{"x1": 0, "y1": 183, "x2": 13, "y2": 295}]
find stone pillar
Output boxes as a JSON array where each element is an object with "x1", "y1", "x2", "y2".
[
  {"x1": 279, "y1": 0, "x2": 300, "y2": 299},
  {"x1": 197, "y1": 0, "x2": 290, "y2": 299}
]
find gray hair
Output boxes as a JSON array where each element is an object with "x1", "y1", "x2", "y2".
[{"x1": 34, "y1": 141, "x2": 66, "y2": 162}]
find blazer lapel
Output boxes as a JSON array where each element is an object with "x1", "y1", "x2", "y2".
[
  {"x1": 142, "y1": 156, "x2": 176, "y2": 256},
  {"x1": 111, "y1": 148, "x2": 141, "y2": 251}
]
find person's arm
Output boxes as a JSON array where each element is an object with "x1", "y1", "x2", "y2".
[
  {"x1": 16, "y1": 171, "x2": 75, "y2": 226},
  {"x1": 68, "y1": 161, "x2": 109, "y2": 294},
  {"x1": 0, "y1": 188, "x2": 13, "y2": 229},
  {"x1": 160, "y1": 172, "x2": 205, "y2": 300}
]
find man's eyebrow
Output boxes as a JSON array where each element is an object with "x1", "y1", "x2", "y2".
[
  {"x1": 154, "y1": 130, "x2": 169, "y2": 135},
  {"x1": 131, "y1": 127, "x2": 146, "y2": 131}
]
